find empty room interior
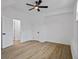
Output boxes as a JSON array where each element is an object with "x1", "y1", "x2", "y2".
[{"x1": 1, "y1": 0, "x2": 78, "y2": 59}]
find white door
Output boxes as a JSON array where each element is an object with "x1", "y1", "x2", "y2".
[
  {"x1": 2, "y1": 16, "x2": 13, "y2": 48},
  {"x1": 13, "y1": 19, "x2": 21, "y2": 42}
]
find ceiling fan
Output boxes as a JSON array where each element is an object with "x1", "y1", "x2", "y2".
[{"x1": 26, "y1": 0, "x2": 48, "y2": 12}]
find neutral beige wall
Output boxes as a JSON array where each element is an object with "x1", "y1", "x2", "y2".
[{"x1": 2, "y1": 12, "x2": 74, "y2": 47}]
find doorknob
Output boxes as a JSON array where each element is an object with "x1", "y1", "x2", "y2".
[{"x1": 2, "y1": 33, "x2": 6, "y2": 35}]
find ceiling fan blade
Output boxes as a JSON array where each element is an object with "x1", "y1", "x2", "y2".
[
  {"x1": 38, "y1": 0, "x2": 42, "y2": 5},
  {"x1": 26, "y1": 3, "x2": 34, "y2": 6},
  {"x1": 38, "y1": 6, "x2": 48, "y2": 8},
  {"x1": 35, "y1": 0, "x2": 42, "y2": 5},
  {"x1": 37, "y1": 9, "x2": 40, "y2": 12},
  {"x1": 35, "y1": 1, "x2": 38, "y2": 4},
  {"x1": 29, "y1": 8, "x2": 34, "y2": 11}
]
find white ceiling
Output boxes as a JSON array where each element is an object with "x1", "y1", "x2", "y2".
[{"x1": 2, "y1": 0, "x2": 77, "y2": 19}]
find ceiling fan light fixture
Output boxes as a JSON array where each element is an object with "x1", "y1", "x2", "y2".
[{"x1": 35, "y1": 7, "x2": 39, "y2": 10}]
